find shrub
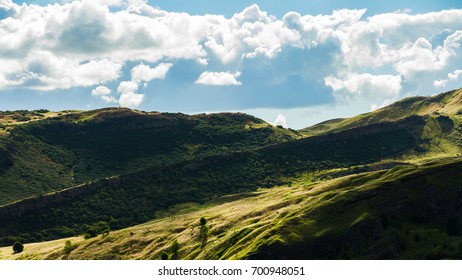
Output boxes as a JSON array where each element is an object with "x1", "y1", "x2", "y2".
[
  {"x1": 199, "y1": 217, "x2": 209, "y2": 249},
  {"x1": 12, "y1": 242, "x2": 24, "y2": 254},
  {"x1": 64, "y1": 240, "x2": 73, "y2": 254},
  {"x1": 170, "y1": 240, "x2": 180, "y2": 260}
]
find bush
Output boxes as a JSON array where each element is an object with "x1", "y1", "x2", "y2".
[
  {"x1": 64, "y1": 240, "x2": 73, "y2": 254},
  {"x1": 13, "y1": 242, "x2": 24, "y2": 253},
  {"x1": 170, "y1": 240, "x2": 180, "y2": 260}
]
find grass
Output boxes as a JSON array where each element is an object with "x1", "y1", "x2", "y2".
[
  {"x1": 3, "y1": 156, "x2": 462, "y2": 260},
  {"x1": 300, "y1": 88, "x2": 462, "y2": 136}
]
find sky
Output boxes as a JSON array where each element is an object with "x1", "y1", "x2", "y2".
[{"x1": 1, "y1": 1, "x2": 462, "y2": 128}]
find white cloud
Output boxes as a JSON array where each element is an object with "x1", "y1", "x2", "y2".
[
  {"x1": 130, "y1": 63, "x2": 173, "y2": 82},
  {"x1": 0, "y1": 51, "x2": 122, "y2": 90},
  {"x1": 195, "y1": 71, "x2": 241, "y2": 86},
  {"x1": 117, "y1": 80, "x2": 139, "y2": 94},
  {"x1": 394, "y1": 37, "x2": 448, "y2": 78},
  {"x1": 448, "y1": 70, "x2": 462, "y2": 81},
  {"x1": 196, "y1": 58, "x2": 208, "y2": 65},
  {"x1": 434, "y1": 79, "x2": 447, "y2": 88},
  {"x1": 119, "y1": 91, "x2": 144, "y2": 108},
  {"x1": 273, "y1": 114, "x2": 288, "y2": 128},
  {"x1": 91, "y1": 85, "x2": 111, "y2": 96},
  {"x1": 91, "y1": 85, "x2": 117, "y2": 103},
  {"x1": 434, "y1": 69, "x2": 462, "y2": 88},
  {"x1": 1, "y1": 2, "x2": 462, "y2": 119},
  {"x1": 325, "y1": 73, "x2": 402, "y2": 101},
  {"x1": 101, "y1": 95, "x2": 118, "y2": 103},
  {"x1": 0, "y1": 0, "x2": 14, "y2": 10},
  {"x1": 371, "y1": 99, "x2": 395, "y2": 112}
]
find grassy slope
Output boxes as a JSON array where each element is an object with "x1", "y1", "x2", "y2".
[
  {"x1": 3, "y1": 156, "x2": 462, "y2": 260},
  {"x1": 300, "y1": 88, "x2": 462, "y2": 136}
]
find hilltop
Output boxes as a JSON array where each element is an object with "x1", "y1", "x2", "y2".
[{"x1": 300, "y1": 88, "x2": 462, "y2": 136}]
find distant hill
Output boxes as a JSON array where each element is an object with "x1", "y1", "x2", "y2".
[{"x1": 300, "y1": 88, "x2": 462, "y2": 136}]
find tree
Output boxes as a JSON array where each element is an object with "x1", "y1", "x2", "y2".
[
  {"x1": 13, "y1": 242, "x2": 24, "y2": 254},
  {"x1": 200, "y1": 217, "x2": 207, "y2": 226}
]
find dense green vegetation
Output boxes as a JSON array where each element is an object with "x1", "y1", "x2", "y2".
[{"x1": 0, "y1": 109, "x2": 297, "y2": 205}]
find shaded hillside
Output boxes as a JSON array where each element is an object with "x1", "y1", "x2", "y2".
[
  {"x1": 250, "y1": 157, "x2": 462, "y2": 260},
  {"x1": 3, "y1": 157, "x2": 462, "y2": 260},
  {"x1": 0, "y1": 114, "x2": 434, "y2": 245},
  {"x1": 0, "y1": 108, "x2": 297, "y2": 205}
]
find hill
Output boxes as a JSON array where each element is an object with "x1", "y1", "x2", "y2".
[
  {"x1": 2, "y1": 156, "x2": 462, "y2": 260},
  {"x1": 0, "y1": 108, "x2": 298, "y2": 205},
  {"x1": 1, "y1": 88, "x2": 462, "y2": 259},
  {"x1": 300, "y1": 88, "x2": 462, "y2": 136}
]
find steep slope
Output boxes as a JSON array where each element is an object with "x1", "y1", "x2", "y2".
[
  {"x1": 3, "y1": 157, "x2": 462, "y2": 260},
  {"x1": 300, "y1": 88, "x2": 462, "y2": 136},
  {"x1": 0, "y1": 108, "x2": 298, "y2": 205}
]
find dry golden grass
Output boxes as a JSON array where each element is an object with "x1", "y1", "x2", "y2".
[
  {"x1": 0, "y1": 236, "x2": 84, "y2": 260},
  {"x1": 0, "y1": 110, "x2": 81, "y2": 135},
  {"x1": 0, "y1": 179, "x2": 342, "y2": 260}
]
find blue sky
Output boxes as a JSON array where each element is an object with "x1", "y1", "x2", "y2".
[{"x1": 1, "y1": 0, "x2": 462, "y2": 128}]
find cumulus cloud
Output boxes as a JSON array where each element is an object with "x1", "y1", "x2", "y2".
[
  {"x1": 434, "y1": 69, "x2": 462, "y2": 88},
  {"x1": 131, "y1": 63, "x2": 173, "y2": 82},
  {"x1": 116, "y1": 80, "x2": 142, "y2": 107},
  {"x1": 91, "y1": 85, "x2": 117, "y2": 103},
  {"x1": 325, "y1": 73, "x2": 402, "y2": 101},
  {"x1": 119, "y1": 91, "x2": 144, "y2": 108},
  {"x1": 273, "y1": 114, "x2": 288, "y2": 128},
  {"x1": 195, "y1": 71, "x2": 242, "y2": 86},
  {"x1": 91, "y1": 85, "x2": 111, "y2": 96},
  {"x1": 1, "y1": 1, "x2": 462, "y2": 116},
  {"x1": 117, "y1": 80, "x2": 139, "y2": 94}
]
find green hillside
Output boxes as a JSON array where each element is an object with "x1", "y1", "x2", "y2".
[
  {"x1": 300, "y1": 88, "x2": 462, "y2": 136},
  {"x1": 0, "y1": 108, "x2": 298, "y2": 205},
  {"x1": 1, "y1": 88, "x2": 462, "y2": 259},
  {"x1": 3, "y1": 156, "x2": 462, "y2": 260}
]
